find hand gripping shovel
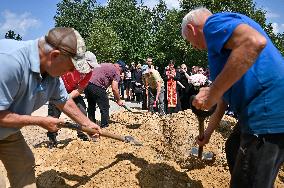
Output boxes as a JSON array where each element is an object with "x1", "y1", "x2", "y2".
[
  {"x1": 109, "y1": 98, "x2": 144, "y2": 114},
  {"x1": 190, "y1": 96, "x2": 217, "y2": 160},
  {"x1": 59, "y1": 122, "x2": 143, "y2": 146}
]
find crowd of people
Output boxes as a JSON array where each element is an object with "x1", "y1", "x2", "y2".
[
  {"x1": 117, "y1": 58, "x2": 210, "y2": 115},
  {"x1": 0, "y1": 7, "x2": 283, "y2": 188}
]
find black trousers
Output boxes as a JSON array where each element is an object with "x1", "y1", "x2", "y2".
[
  {"x1": 85, "y1": 83, "x2": 109, "y2": 128},
  {"x1": 225, "y1": 123, "x2": 241, "y2": 174},
  {"x1": 142, "y1": 88, "x2": 148, "y2": 110},
  {"x1": 225, "y1": 123, "x2": 284, "y2": 188}
]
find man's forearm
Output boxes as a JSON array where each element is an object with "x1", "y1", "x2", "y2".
[
  {"x1": 69, "y1": 88, "x2": 83, "y2": 98},
  {"x1": 156, "y1": 82, "x2": 161, "y2": 99},
  {"x1": 184, "y1": 72, "x2": 191, "y2": 81},
  {"x1": 211, "y1": 51, "x2": 256, "y2": 98},
  {"x1": 0, "y1": 110, "x2": 46, "y2": 128},
  {"x1": 205, "y1": 100, "x2": 227, "y2": 136},
  {"x1": 57, "y1": 99, "x2": 91, "y2": 127},
  {"x1": 112, "y1": 88, "x2": 120, "y2": 101}
]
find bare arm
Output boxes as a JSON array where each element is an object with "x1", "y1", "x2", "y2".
[
  {"x1": 194, "y1": 24, "x2": 267, "y2": 110},
  {"x1": 184, "y1": 72, "x2": 191, "y2": 81},
  {"x1": 111, "y1": 80, "x2": 124, "y2": 106},
  {"x1": 68, "y1": 88, "x2": 83, "y2": 98},
  {"x1": 57, "y1": 99, "x2": 89, "y2": 126},
  {"x1": 0, "y1": 110, "x2": 63, "y2": 132},
  {"x1": 156, "y1": 81, "x2": 162, "y2": 100},
  {"x1": 56, "y1": 99, "x2": 101, "y2": 135},
  {"x1": 111, "y1": 80, "x2": 121, "y2": 102},
  {"x1": 196, "y1": 99, "x2": 227, "y2": 146}
]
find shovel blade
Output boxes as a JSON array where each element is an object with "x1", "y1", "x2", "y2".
[
  {"x1": 190, "y1": 147, "x2": 214, "y2": 161},
  {"x1": 124, "y1": 136, "x2": 143, "y2": 146}
]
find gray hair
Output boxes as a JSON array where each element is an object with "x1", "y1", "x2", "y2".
[
  {"x1": 181, "y1": 7, "x2": 212, "y2": 39},
  {"x1": 38, "y1": 37, "x2": 56, "y2": 54},
  {"x1": 38, "y1": 37, "x2": 70, "y2": 62}
]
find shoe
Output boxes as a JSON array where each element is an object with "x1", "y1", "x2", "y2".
[
  {"x1": 100, "y1": 124, "x2": 109, "y2": 128},
  {"x1": 47, "y1": 132, "x2": 58, "y2": 148},
  {"x1": 77, "y1": 131, "x2": 89, "y2": 141}
]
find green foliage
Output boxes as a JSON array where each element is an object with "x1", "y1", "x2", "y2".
[
  {"x1": 54, "y1": 0, "x2": 283, "y2": 68},
  {"x1": 54, "y1": 0, "x2": 96, "y2": 39},
  {"x1": 86, "y1": 19, "x2": 123, "y2": 62},
  {"x1": 5, "y1": 30, "x2": 22, "y2": 41},
  {"x1": 99, "y1": 0, "x2": 153, "y2": 63}
]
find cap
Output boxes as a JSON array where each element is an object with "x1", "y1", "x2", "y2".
[
  {"x1": 85, "y1": 51, "x2": 100, "y2": 68},
  {"x1": 116, "y1": 60, "x2": 126, "y2": 71},
  {"x1": 45, "y1": 27, "x2": 91, "y2": 73}
]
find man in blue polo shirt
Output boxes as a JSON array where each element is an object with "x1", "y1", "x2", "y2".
[
  {"x1": 182, "y1": 8, "x2": 284, "y2": 187},
  {"x1": 0, "y1": 27, "x2": 101, "y2": 187}
]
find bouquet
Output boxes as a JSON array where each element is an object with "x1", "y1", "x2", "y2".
[{"x1": 188, "y1": 74, "x2": 211, "y2": 90}]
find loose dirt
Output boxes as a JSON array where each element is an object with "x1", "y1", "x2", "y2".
[{"x1": 1, "y1": 109, "x2": 284, "y2": 187}]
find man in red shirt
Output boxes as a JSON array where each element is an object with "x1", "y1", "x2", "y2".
[{"x1": 47, "y1": 51, "x2": 99, "y2": 147}]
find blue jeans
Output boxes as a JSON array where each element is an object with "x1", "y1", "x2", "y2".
[{"x1": 230, "y1": 132, "x2": 284, "y2": 188}]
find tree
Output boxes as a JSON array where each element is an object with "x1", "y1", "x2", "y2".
[
  {"x1": 5, "y1": 30, "x2": 22, "y2": 41},
  {"x1": 54, "y1": 0, "x2": 97, "y2": 39},
  {"x1": 100, "y1": 0, "x2": 153, "y2": 63},
  {"x1": 85, "y1": 19, "x2": 123, "y2": 62},
  {"x1": 54, "y1": 0, "x2": 282, "y2": 68}
]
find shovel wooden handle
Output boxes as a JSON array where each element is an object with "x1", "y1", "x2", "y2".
[
  {"x1": 100, "y1": 131, "x2": 126, "y2": 142},
  {"x1": 60, "y1": 122, "x2": 126, "y2": 142}
]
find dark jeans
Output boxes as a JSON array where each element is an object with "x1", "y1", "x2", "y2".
[
  {"x1": 148, "y1": 87, "x2": 165, "y2": 115},
  {"x1": 226, "y1": 125, "x2": 284, "y2": 188},
  {"x1": 142, "y1": 88, "x2": 148, "y2": 110},
  {"x1": 85, "y1": 83, "x2": 109, "y2": 128},
  {"x1": 119, "y1": 82, "x2": 125, "y2": 99},
  {"x1": 225, "y1": 123, "x2": 241, "y2": 174}
]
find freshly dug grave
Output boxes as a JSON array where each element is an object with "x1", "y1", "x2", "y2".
[{"x1": 2, "y1": 109, "x2": 284, "y2": 188}]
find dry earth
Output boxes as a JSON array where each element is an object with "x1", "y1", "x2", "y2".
[{"x1": 1, "y1": 106, "x2": 284, "y2": 188}]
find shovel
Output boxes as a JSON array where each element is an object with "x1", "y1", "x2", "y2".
[
  {"x1": 189, "y1": 96, "x2": 217, "y2": 160},
  {"x1": 58, "y1": 122, "x2": 143, "y2": 146},
  {"x1": 109, "y1": 98, "x2": 144, "y2": 114}
]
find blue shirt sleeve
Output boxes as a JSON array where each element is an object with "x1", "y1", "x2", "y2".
[
  {"x1": 204, "y1": 13, "x2": 244, "y2": 54},
  {"x1": 0, "y1": 54, "x2": 23, "y2": 110},
  {"x1": 49, "y1": 78, "x2": 69, "y2": 105}
]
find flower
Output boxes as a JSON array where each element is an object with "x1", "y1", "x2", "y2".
[{"x1": 189, "y1": 74, "x2": 211, "y2": 88}]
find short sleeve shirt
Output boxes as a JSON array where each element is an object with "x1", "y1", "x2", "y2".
[
  {"x1": 89, "y1": 63, "x2": 120, "y2": 89},
  {"x1": 0, "y1": 39, "x2": 68, "y2": 139},
  {"x1": 204, "y1": 13, "x2": 284, "y2": 134}
]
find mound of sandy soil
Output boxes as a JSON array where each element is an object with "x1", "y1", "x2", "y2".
[{"x1": 2, "y1": 109, "x2": 284, "y2": 188}]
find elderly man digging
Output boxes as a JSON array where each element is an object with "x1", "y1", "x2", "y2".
[
  {"x1": 0, "y1": 27, "x2": 101, "y2": 188},
  {"x1": 182, "y1": 7, "x2": 284, "y2": 188}
]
